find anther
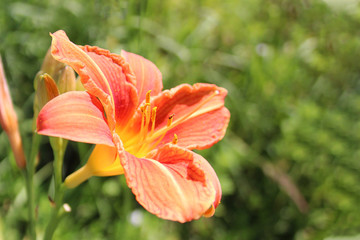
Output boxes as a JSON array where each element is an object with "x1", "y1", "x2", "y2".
[
  {"x1": 151, "y1": 107, "x2": 157, "y2": 133},
  {"x1": 151, "y1": 107, "x2": 157, "y2": 123},
  {"x1": 140, "y1": 103, "x2": 151, "y2": 135},
  {"x1": 167, "y1": 114, "x2": 175, "y2": 127},
  {"x1": 146, "y1": 90, "x2": 151, "y2": 104},
  {"x1": 172, "y1": 134, "x2": 178, "y2": 144}
]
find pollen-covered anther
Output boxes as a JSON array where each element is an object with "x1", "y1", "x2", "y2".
[
  {"x1": 151, "y1": 107, "x2": 157, "y2": 133},
  {"x1": 172, "y1": 134, "x2": 178, "y2": 144},
  {"x1": 167, "y1": 114, "x2": 175, "y2": 127},
  {"x1": 146, "y1": 90, "x2": 151, "y2": 104}
]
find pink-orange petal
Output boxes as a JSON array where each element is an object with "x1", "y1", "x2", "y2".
[
  {"x1": 37, "y1": 91, "x2": 114, "y2": 146},
  {"x1": 82, "y1": 46, "x2": 139, "y2": 126},
  {"x1": 131, "y1": 83, "x2": 230, "y2": 150},
  {"x1": 119, "y1": 144, "x2": 215, "y2": 222},
  {"x1": 50, "y1": 30, "x2": 116, "y2": 130},
  {"x1": 198, "y1": 153, "x2": 222, "y2": 210},
  {"x1": 121, "y1": 50, "x2": 163, "y2": 104},
  {"x1": 161, "y1": 106, "x2": 230, "y2": 150}
]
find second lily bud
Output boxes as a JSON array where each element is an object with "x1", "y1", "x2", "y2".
[{"x1": 33, "y1": 48, "x2": 77, "y2": 124}]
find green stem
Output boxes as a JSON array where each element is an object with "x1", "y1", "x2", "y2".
[
  {"x1": 44, "y1": 138, "x2": 66, "y2": 240},
  {"x1": 25, "y1": 133, "x2": 41, "y2": 240},
  {"x1": 53, "y1": 139, "x2": 65, "y2": 197},
  {"x1": 43, "y1": 187, "x2": 64, "y2": 240}
]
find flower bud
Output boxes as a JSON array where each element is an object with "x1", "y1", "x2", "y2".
[
  {"x1": 33, "y1": 48, "x2": 75, "y2": 161},
  {"x1": 40, "y1": 48, "x2": 65, "y2": 79},
  {"x1": 57, "y1": 65, "x2": 76, "y2": 94},
  {"x1": 33, "y1": 48, "x2": 76, "y2": 122},
  {"x1": 0, "y1": 56, "x2": 26, "y2": 169},
  {"x1": 76, "y1": 76, "x2": 85, "y2": 91},
  {"x1": 36, "y1": 74, "x2": 59, "y2": 108}
]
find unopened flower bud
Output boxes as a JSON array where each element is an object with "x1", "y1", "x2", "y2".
[
  {"x1": 33, "y1": 48, "x2": 78, "y2": 117},
  {"x1": 38, "y1": 74, "x2": 60, "y2": 106},
  {"x1": 40, "y1": 48, "x2": 65, "y2": 78},
  {"x1": 57, "y1": 65, "x2": 76, "y2": 94},
  {"x1": 34, "y1": 47, "x2": 76, "y2": 160},
  {"x1": 34, "y1": 73, "x2": 59, "y2": 116},
  {"x1": 0, "y1": 56, "x2": 26, "y2": 169},
  {"x1": 76, "y1": 76, "x2": 85, "y2": 91}
]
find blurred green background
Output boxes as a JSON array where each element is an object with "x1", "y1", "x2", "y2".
[{"x1": 1, "y1": 0, "x2": 360, "y2": 239}]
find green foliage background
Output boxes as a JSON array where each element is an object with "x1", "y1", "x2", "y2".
[{"x1": 1, "y1": 0, "x2": 360, "y2": 239}]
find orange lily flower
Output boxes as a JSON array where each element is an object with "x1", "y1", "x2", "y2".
[
  {"x1": 0, "y1": 56, "x2": 26, "y2": 169},
  {"x1": 37, "y1": 30, "x2": 230, "y2": 222}
]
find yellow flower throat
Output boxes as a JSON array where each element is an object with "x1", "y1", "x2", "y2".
[
  {"x1": 120, "y1": 91, "x2": 178, "y2": 158},
  {"x1": 119, "y1": 89, "x2": 220, "y2": 158}
]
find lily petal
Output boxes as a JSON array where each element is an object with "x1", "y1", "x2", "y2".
[
  {"x1": 50, "y1": 30, "x2": 116, "y2": 129},
  {"x1": 121, "y1": 50, "x2": 163, "y2": 103},
  {"x1": 132, "y1": 83, "x2": 229, "y2": 150},
  {"x1": 119, "y1": 143, "x2": 216, "y2": 222},
  {"x1": 161, "y1": 106, "x2": 230, "y2": 150},
  {"x1": 82, "y1": 46, "x2": 139, "y2": 126},
  {"x1": 37, "y1": 91, "x2": 114, "y2": 146},
  {"x1": 198, "y1": 154, "x2": 222, "y2": 214}
]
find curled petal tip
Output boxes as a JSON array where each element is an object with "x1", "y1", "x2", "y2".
[
  {"x1": 203, "y1": 204, "x2": 216, "y2": 218},
  {"x1": 120, "y1": 145, "x2": 216, "y2": 222}
]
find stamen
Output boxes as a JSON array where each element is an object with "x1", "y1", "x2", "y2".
[
  {"x1": 122, "y1": 89, "x2": 220, "y2": 158},
  {"x1": 144, "y1": 103, "x2": 151, "y2": 126},
  {"x1": 149, "y1": 113, "x2": 175, "y2": 150},
  {"x1": 119, "y1": 90, "x2": 153, "y2": 136},
  {"x1": 172, "y1": 134, "x2": 178, "y2": 144},
  {"x1": 151, "y1": 107, "x2": 157, "y2": 134},
  {"x1": 123, "y1": 103, "x2": 150, "y2": 149},
  {"x1": 167, "y1": 114, "x2": 175, "y2": 127},
  {"x1": 146, "y1": 90, "x2": 151, "y2": 104},
  {"x1": 139, "y1": 105, "x2": 146, "y2": 133},
  {"x1": 139, "y1": 103, "x2": 151, "y2": 139}
]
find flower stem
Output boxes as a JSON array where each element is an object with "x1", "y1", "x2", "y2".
[
  {"x1": 43, "y1": 187, "x2": 64, "y2": 240},
  {"x1": 44, "y1": 138, "x2": 66, "y2": 240},
  {"x1": 25, "y1": 133, "x2": 41, "y2": 240}
]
